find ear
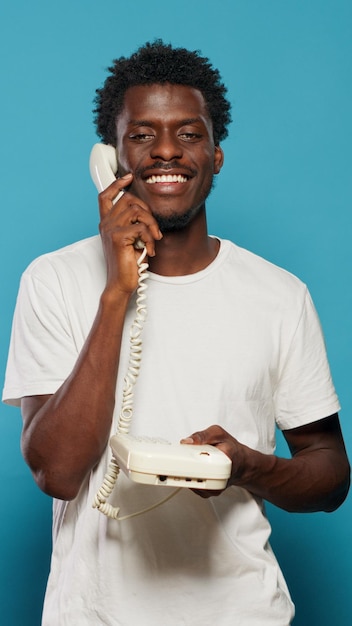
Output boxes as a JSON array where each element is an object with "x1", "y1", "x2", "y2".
[{"x1": 213, "y1": 145, "x2": 224, "y2": 174}]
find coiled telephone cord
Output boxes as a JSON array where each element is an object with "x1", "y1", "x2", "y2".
[{"x1": 93, "y1": 248, "x2": 180, "y2": 520}]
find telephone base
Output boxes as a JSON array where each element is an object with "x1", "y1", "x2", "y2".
[{"x1": 110, "y1": 434, "x2": 232, "y2": 490}]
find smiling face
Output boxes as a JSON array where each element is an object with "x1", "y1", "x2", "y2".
[{"x1": 115, "y1": 84, "x2": 224, "y2": 232}]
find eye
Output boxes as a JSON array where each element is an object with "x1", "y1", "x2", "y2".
[
  {"x1": 129, "y1": 133, "x2": 154, "y2": 142},
  {"x1": 178, "y1": 132, "x2": 202, "y2": 142}
]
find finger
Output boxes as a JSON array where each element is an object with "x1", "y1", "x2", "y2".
[
  {"x1": 115, "y1": 222, "x2": 161, "y2": 258},
  {"x1": 126, "y1": 203, "x2": 162, "y2": 242},
  {"x1": 128, "y1": 222, "x2": 162, "y2": 258},
  {"x1": 101, "y1": 201, "x2": 162, "y2": 252},
  {"x1": 181, "y1": 425, "x2": 226, "y2": 446},
  {"x1": 98, "y1": 173, "x2": 133, "y2": 218},
  {"x1": 191, "y1": 488, "x2": 223, "y2": 498}
]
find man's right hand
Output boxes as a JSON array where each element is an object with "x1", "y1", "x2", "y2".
[{"x1": 98, "y1": 173, "x2": 162, "y2": 296}]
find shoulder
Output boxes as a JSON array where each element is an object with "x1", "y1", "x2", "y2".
[
  {"x1": 22, "y1": 236, "x2": 104, "y2": 284},
  {"x1": 220, "y1": 238, "x2": 308, "y2": 301}
]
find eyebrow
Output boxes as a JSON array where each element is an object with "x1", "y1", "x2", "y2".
[
  {"x1": 128, "y1": 117, "x2": 204, "y2": 127},
  {"x1": 128, "y1": 120, "x2": 153, "y2": 127}
]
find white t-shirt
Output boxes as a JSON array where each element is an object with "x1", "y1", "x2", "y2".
[{"x1": 3, "y1": 236, "x2": 340, "y2": 625}]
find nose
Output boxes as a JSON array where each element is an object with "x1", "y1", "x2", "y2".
[{"x1": 149, "y1": 131, "x2": 183, "y2": 161}]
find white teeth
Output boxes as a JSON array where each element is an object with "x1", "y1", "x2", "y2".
[{"x1": 146, "y1": 174, "x2": 188, "y2": 184}]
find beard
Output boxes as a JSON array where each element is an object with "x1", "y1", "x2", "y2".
[{"x1": 153, "y1": 205, "x2": 203, "y2": 233}]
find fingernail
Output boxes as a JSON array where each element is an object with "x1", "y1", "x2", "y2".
[
  {"x1": 180, "y1": 437, "x2": 194, "y2": 444},
  {"x1": 121, "y1": 173, "x2": 133, "y2": 180}
]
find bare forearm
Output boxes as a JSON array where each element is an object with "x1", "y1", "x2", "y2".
[
  {"x1": 232, "y1": 445, "x2": 350, "y2": 513},
  {"x1": 21, "y1": 290, "x2": 131, "y2": 500}
]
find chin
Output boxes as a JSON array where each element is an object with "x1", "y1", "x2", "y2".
[{"x1": 154, "y1": 205, "x2": 204, "y2": 233}]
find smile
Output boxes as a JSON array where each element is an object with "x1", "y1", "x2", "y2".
[{"x1": 145, "y1": 174, "x2": 188, "y2": 184}]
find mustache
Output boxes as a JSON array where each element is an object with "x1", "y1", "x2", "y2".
[{"x1": 135, "y1": 161, "x2": 197, "y2": 178}]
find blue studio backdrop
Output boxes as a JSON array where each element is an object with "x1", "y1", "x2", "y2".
[{"x1": 1, "y1": 1, "x2": 351, "y2": 624}]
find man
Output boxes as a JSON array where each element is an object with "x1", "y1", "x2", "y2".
[{"x1": 3, "y1": 40, "x2": 350, "y2": 625}]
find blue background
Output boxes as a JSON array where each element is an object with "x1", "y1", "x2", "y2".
[{"x1": 1, "y1": 1, "x2": 351, "y2": 624}]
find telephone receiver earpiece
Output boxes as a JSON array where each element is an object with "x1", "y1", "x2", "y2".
[
  {"x1": 89, "y1": 143, "x2": 121, "y2": 201},
  {"x1": 89, "y1": 143, "x2": 144, "y2": 250}
]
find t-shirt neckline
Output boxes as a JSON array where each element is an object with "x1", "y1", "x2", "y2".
[{"x1": 147, "y1": 238, "x2": 231, "y2": 285}]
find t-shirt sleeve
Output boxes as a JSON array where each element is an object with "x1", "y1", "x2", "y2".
[
  {"x1": 274, "y1": 287, "x2": 340, "y2": 430},
  {"x1": 2, "y1": 266, "x2": 79, "y2": 406}
]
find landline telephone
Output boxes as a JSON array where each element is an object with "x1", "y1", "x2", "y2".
[{"x1": 89, "y1": 144, "x2": 231, "y2": 520}]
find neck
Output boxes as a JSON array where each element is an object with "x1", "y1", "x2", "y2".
[{"x1": 148, "y1": 210, "x2": 219, "y2": 276}]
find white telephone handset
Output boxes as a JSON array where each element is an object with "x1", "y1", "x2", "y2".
[
  {"x1": 89, "y1": 143, "x2": 120, "y2": 199},
  {"x1": 89, "y1": 143, "x2": 144, "y2": 248}
]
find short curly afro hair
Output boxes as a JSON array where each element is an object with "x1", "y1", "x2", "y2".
[{"x1": 93, "y1": 40, "x2": 232, "y2": 147}]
